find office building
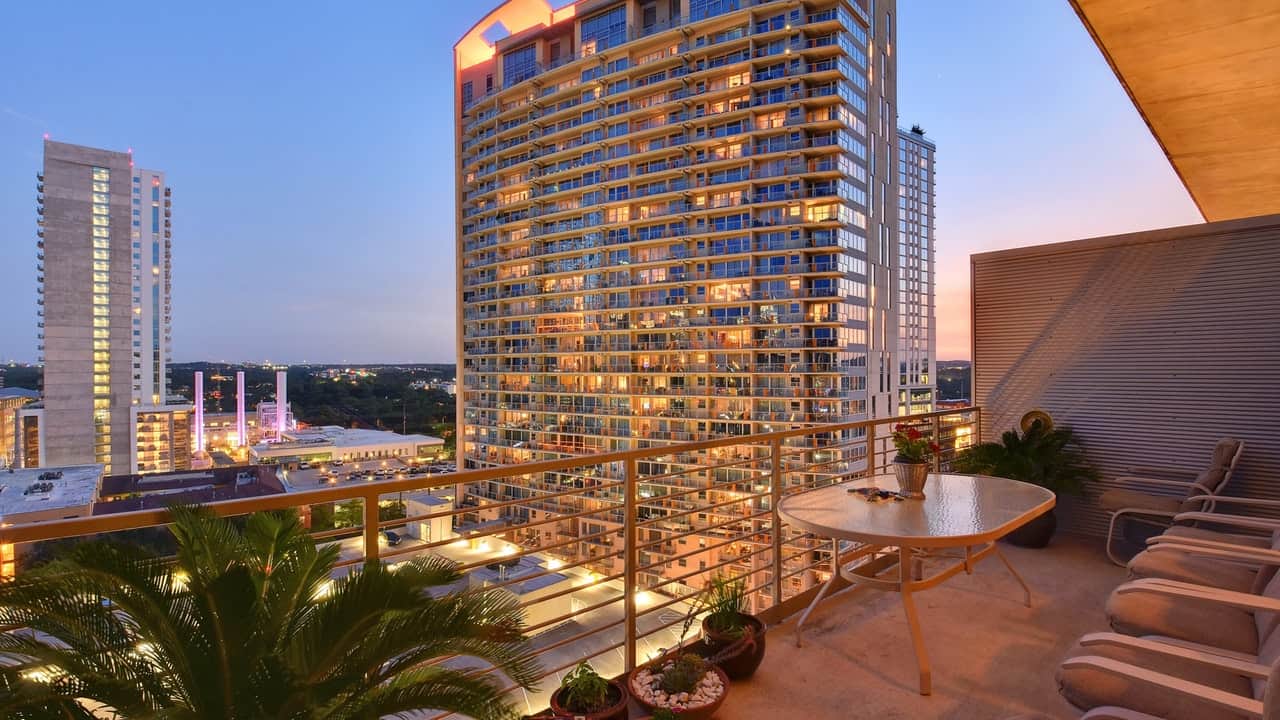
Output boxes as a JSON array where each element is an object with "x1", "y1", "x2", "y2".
[
  {"x1": 896, "y1": 126, "x2": 935, "y2": 415},
  {"x1": 36, "y1": 140, "x2": 178, "y2": 474},
  {"x1": 455, "y1": 0, "x2": 909, "y2": 464}
]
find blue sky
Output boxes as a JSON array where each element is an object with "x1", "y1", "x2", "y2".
[{"x1": 0, "y1": 1, "x2": 1199, "y2": 364}]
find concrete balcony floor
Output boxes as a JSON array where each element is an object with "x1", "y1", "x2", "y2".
[{"x1": 719, "y1": 536, "x2": 1125, "y2": 719}]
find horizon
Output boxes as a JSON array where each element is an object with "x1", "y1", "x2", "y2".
[{"x1": 0, "y1": 2, "x2": 1200, "y2": 365}]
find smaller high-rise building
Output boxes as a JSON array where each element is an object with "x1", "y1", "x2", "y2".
[
  {"x1": 36, "y1": 140, "x2": 183, "y2": 474},
  {"x1": 896, "y1": 126, "x2": 937, "y2": 415}
]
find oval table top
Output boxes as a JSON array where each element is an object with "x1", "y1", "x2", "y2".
[{"x1": 777, "y1": 473, "x2": 1056, "y2": 548}]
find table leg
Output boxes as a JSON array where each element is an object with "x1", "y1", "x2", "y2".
[
  {"x1": 795, "y1": 538, "x2": 841, "y2": 648},
  {"x1": 992, "y1": 543, "x2": 1033, "y2": 607},
  {"x1": 900, "y1": 546, "x2": 932, "y2": 695}
]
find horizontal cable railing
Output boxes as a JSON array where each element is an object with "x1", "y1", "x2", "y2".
[{"x1": 0, "y1": 406, "x2": 979, "y2": 716}]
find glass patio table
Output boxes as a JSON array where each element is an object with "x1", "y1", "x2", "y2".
[{"x1": 778, "y1": 472, "x2": 1056, "y2": 695}]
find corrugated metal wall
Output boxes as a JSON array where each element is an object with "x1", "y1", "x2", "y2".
[{"x1": 972, "y1": 215, "x2": 1280, "y2": 536}]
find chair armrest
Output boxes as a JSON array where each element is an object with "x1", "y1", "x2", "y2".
[
  {"x1": 1078, "y1": 632, "x2": 1268, "y2": 677},
  {"x1": 1081, "y1": 708, "x2": 1163, "y2": 720},
  {"x1": 1173, "y1": 512, "x2": 1280, "y2": 532},
  {"x1": 1117, "y1": 578, "x2": 1280, "y2": 612},
  {"x1": 1148, "y1": 535, "x2": 1272, "y2": 552},
  {"x1": 1145, "y1": 540, "x2": 1280, "y2": 565},
  {"x1": 1186, "y1": 496, "x2": 1280, "y2": 510},
  {"x1": 1060, "y1": 656, "x2": 1263, "y2": 718},
  {"x1": 1141, "y1": 634, "x2": 1260, "y2": 664}
]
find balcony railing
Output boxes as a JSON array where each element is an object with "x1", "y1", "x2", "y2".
[{"x1": 0, "y1": 407, "x2": 978, "y2": 716}]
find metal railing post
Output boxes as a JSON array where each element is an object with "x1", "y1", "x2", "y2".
[
  {"x1": 623, "y1": 456, "x2": 638, "y2": 672},
  {"x1": 363, "y1": 493, "x2": 380, "y2": 564},
  {"x1": 932, "y1": 414, "x2": 943, "y2": 473},
  {"x1": 770, "y1": 438, "x2": 783, "y2": 608},
  {"x1": 866, "y1": 421, "x2": 877, "y2": 476}
]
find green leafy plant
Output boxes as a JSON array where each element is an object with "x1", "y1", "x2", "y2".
[
  {"x1": 652, "y1": 708, "x2": 681, "y2": 720},
  {"x1": 682, "y1": 574, "x2": 748, "y2": 640},
  {"x1": 658, "y1": 654, "x2": 709, "y2": 695},
  {"x1": 951, "y1": 420, "x2": 1098, "y2": 495},
  {"x1": 558, "y1": 662, "x2": 615, "y2": 713},
  {"x1": 0, "y1": 505, "x2": 540, "y2": 719}
]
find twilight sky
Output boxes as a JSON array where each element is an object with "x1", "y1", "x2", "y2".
[{"x1": 0, "y1": 1, "x2": 1199, "y2": 365}]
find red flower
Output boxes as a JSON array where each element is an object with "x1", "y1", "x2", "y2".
[
  {"x1": 906, "y1": 427, "x2": 923, "y2": 440},
  {"x1": 894, "y1": 423, "x2": 907, "y2": 431},
  {"x1": 929, "y1": 443, "x2": 941, "y2": 453}
]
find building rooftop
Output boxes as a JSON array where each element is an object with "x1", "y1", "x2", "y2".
[
  {"x1": 0, "y1": 388, "x2": 40, "y2": 401},
  {"x1": 266, "y1": 426, "x2": 444, "y2": 451},
  {"x1": 0, "y1": 465, "x2": 103, "y2": 522}
]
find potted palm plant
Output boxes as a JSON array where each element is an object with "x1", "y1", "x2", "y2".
[
  {"x1": 629, "y1": 652, "x2": 729, "y2": 720},
  {"x1": 682, "y1": 574, "x2": 766, "y2": 679},
  {"x1": 951, "y1": 419, "x2": 1098, "y2": 547},
  {"x1": 548, "y1": 662, "x2": 629, "y2": 720},
  {"x1": 891, "y1": 422, "x2": 941, "y2": 498},
  {"x1": 0, "y1": 505, "x2": 541, "y2": 719}
]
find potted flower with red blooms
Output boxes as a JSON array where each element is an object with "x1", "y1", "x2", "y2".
[{"x1": 891, "y1": 423, "x2": 940, "y2": 498}]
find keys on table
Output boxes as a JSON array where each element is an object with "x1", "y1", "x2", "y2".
[{"x1": 848, "y1": 486, "x2": 907, "y2": 503}]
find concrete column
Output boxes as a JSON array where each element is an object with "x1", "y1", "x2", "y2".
[
  {"x1": 194, "y1": 371, "x2": 204, "y2": 452},
  {"x1": 275, "y1": 370, "x2": 287, "y2": 441},
  {"x1": 236, "y1": 371, "x2": 246, "y2": 447}
]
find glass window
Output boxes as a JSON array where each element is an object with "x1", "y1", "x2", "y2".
[
  {"x1": 502, "y1": 44, "x2": 537, "y2": 88},
  {"x1": 581, "y1": 5, "x2": 627, "y2": 54}
]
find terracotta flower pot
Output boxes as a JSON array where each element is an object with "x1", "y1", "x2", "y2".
[
  {"x1": 548, "y1": 678, "x2": 629, "y2": 720},
  {"x1": 701, "y1": 612, "x2": 766, "y2": 679},
  {"x1": 629, "y1": 663, "x2": 730, "y2": 720}
]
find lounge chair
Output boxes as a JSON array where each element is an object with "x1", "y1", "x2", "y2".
[
  {"x1": 1164, "y1": 497, "x2": 1280, "y2": 548},
  {"x1": 1128, "y1": 533, "x2": 1280, "y2": 595},
  {"x1": 1100, "y1": 438, "x2": 1245, "y2": 565},
  {"x1": 1059, "y1": 631, "x2": 1280, "y2": 720},
  {"x1": 1107, "y1": 565, "x2": 1280, "y2": 655}
]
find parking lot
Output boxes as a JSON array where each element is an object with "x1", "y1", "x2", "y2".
[{"x1": 278, "y1": 458, "x2": 457, "y2": 491}]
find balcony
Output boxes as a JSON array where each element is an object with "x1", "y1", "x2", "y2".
[{"x1": 1, "y1": 409, "x2": 999, "y2": 713}]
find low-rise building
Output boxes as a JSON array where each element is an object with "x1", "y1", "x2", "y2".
[
  {"x1": 248, "y1": 426, "x2": 445, "y2": 465},
  {"x1": 0, "y1": 388, "x2": 40, "y2": 467},
  {"x1": 0, "y1": 464, "x2": 103, "y2": 575},
  {"x1": 131, "y1": 404, "x2": 193, "y2": 474}
]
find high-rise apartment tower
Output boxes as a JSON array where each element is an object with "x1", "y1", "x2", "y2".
[
  {"x1": 896, "y1": 126, "x2": 935, "y2": 415},
  {"x1": 36, "y1": 140, "x2": 181, "y2": 474},
  {"x1": 455, "y1": 0, "x2": 906, "y2": 472}
]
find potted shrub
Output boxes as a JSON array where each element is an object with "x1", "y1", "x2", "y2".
[
  {"x1": 630, "y1": 652, "x2": 729, "y2": 720},
  {"x1": 891, "y1": 423, "x2": 941, "y2": 498},
  {"x1": 682, "y1": 574, "x2": 766, "y2": 679},
  {"x1": 549, "y1": 662, "x2": 629, "y2": 720},
  {"x1": 951, "y1": 419, "x2": 1098, "y2": 547}
]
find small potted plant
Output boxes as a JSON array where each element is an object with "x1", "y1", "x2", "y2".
[
  {"x1": 630, "y1": 653, "x2": 729, "y2": 720},
  {"x1": 951, "y1": 418, "x2": 1098, "y2": 547},
  {"x1": 549, "y1": 662, "x2": 629, "y2": 720},
  {"x1": 650, "y1": 710, "x2": 680, "y2": 720},
  {"x1": 891, "y1": 423, "x2": 940, "y2": 498},
  {"x1": 682, "y1": 574, "x2": 766, "y2": 680}
]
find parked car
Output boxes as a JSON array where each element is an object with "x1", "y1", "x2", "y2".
[{"x1": 383, "y1": 530, "x2": 402, "y2": 547}]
